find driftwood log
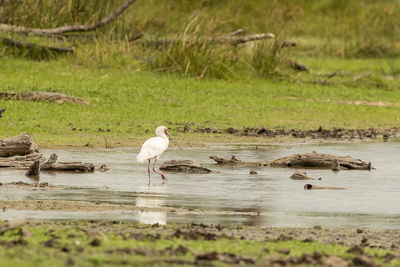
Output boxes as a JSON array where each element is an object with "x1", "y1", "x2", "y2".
[
  {"x1": 0, "y1": 153, "x2": 44, "y2": 168},
  {"x1": 268, "y1": 152, "x2": 372, "y2": 170},
  {"x1": 210, "y1": 152, "x2": 373, "y2": 170},
  {"x1": 0, "y1": 108, "x2": 5, "y2": 117},
  {"x1": 0, "y1": 91, "x2": 89, "y2": 105},
  {"x1": 25, "y1": 153, "x2": 94, "y2": 173},
  {"x1": 0, "y1": 0, "x2": 137, "y2": 36},
  {"x1": 0, "y1": 132, "x2": 39, "y2": 157},
  {"x1": 209, "y1": 155, "x2": 246, "y2": 165},
  {"x1": 1, "y1": 37, "x2": 73, "y2": 53},
  {"x1": 290, "y1": 170, "x2": 321, "y2": 180},
  {"x1": 160, "y1": 160, "x2": 212, "y2": 173},
  {"x1": 304, "y1": 184, "x2": 346, "y2": 190}
]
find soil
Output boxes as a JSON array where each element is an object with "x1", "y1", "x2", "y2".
[{"x1": 176, "y1": 125, "x2": 399, "y2": 141}]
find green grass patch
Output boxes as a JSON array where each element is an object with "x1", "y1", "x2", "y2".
[
  {"x1": 0, "y1": 222, "x2": 397, "y2": 266},
  {"x1": 0, "y1": 58, "x2": 400, "y2": 146}
]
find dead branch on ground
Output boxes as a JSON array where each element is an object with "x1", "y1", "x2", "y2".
[
  {"x1": 0, "y1": 0, "x2": 137, "y2": 36},
  {"x1": 1, "y1": 37, "x2": 73, "y2": 53}
]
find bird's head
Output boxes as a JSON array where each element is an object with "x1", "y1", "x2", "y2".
[
  {"x1": 155, "y1": 126, "x2": 182, "y2": 150},
  {"x1": 155, "y1": 126, "x2": 168, "y2": 137}
]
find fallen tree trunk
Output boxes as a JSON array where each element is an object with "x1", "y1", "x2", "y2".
[
  {"x1": 0, "y1": 0, "x2": 137, "y2": 36},
  {"x1": 268, "y1": 152, "x2": 373, "y2": 170},
  {"x1": 0, "y1": 132, "x2": 39, "y2": 157},
  {"x1": 209, "y1": 152, "x2": 373, "y2": 170},
  {"x1": 209, "y1": 155, "x2": 249, "y2": 165},
  {"x1": 0, "y1": 91, "x2": 89, "y2": 105},
  {"x1": 160, "y1": 160, "x2": 212, "y2": 173},
  {"x1": 42, "y1": 162, "x2": 95, "y2": 172},
  {"x1": 0, "y1": 153, "x2": 44, "y2": 168},
  {"x1": 1, "y1": 37, "x2": 73, "y2": 53},
  {"x1": 304, "y1": 184, "x2": 346, "y2": 190},
  {"x1": 290, "y1": 170, "x2": 321, "y2": 180}
]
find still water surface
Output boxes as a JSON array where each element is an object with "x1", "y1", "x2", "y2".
[{"x1": 0, "y1": 142, "x2": 399, "y2": 229}]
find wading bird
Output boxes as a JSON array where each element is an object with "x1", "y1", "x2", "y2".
[{"x1": 137, "y1": 126, "x2": 181, "y2": 185}]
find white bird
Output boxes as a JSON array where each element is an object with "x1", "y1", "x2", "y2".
[{"x1": 137, "y1": 126, "x2": 181, "y2": 185}]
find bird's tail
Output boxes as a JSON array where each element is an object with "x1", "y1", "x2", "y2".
[{"x1": 136, "y1": 151, "x2": 147, "y2": 164}]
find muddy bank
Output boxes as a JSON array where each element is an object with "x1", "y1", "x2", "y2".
[
  {"x1": 2, "y1": 199, "x2": 400, "y2": 250},
  {"x1": 0, "y1": 220, "x2": 399, "y2": 266},
  {"x1": 176, "y1": 125, "x2": 398, "y2": 141},
  {"x1": 0, "y1": 200, "x2": 258, "y2": 216}
]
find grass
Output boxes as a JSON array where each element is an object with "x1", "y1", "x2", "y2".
[
  {"x1": 0, "y1": 221, "x2": 398, "y2": 266},
  {"x1": 0, "y1": 57, "x2": 399, "y2": 147},
  {"x1": 1, "y1": 0, "x2": 399, "y2": 79}
]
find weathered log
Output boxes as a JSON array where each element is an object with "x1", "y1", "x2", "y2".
[
  {"x1": 25, "y1": 159, "x2": 40, "y2": 177},
  {"x1": 210, "y1": 152, "x2": 373, "y2": 170},
  {"x1": 0, "y1": 153, "x2": 44, "y2": 168},
  {"x1": 0, "y1": 132, "x2": 39, "y2": 157},
  {"x1": 0, "y1": 91, "x2": 89, "y2": 105},
  {"x1": 160, "y1": 160, "x2": 212, "y2": 173},
  {"x1": 209, "y1": 155, "x2": 249, "y2": 165},
  {"x1": 304, "y1": 184, "x2": 346, "y2": 190},
  {"x1": 0, "y1": 108, "x2": 5, "y2": 117},
  {"x1": 290, "y1": 170, "x2": 321, "y2": 180},
  {"x1": 0, "y1": 219, "x2": 25, "y2": 234},
  {"x1": 0, "y1": 0, "x2": 137, "y2": 36},
  {"x1": 41, "y1": 153, "x2": 58, "y2": 169},
  {"x1": 1, "y1": 37, "x2": 73, "y2": 53},
  {"x1": 145, "y1": 33, "x2": 275, "y2": 47},
  {"x1": 268, "y1": 152, "x2": 373, "y2": 170},
  {"x1": 41, "y1": 161, "x2": 95, "y2": 172}
]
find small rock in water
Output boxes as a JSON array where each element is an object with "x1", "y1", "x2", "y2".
[{"x1": 250, "y1": 170, "x2": 257, "y2": 175}]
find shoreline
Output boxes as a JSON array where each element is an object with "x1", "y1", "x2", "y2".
[{"x1": 34, "y1": 128, "x2": 399, "y2": 149}]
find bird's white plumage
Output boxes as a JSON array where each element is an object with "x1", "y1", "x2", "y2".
[{"x1": 137, "y1": 126, "x2": 169, "y2": 164}]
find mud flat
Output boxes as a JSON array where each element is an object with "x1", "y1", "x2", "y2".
[{"x1": 0, "y1": 220, "x2": 399, "y2": 266}]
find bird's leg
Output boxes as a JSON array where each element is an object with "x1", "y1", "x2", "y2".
[
  {"x1": 153, "y1": 158, "x2": 167, "y2": 181},
  {"x1": 147, "y1": 159, "x2": 151, "y2": 186}
]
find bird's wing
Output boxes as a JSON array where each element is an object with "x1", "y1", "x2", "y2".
[{"x1": 136, "y1": 137, "x2": 168, "y2": 163}]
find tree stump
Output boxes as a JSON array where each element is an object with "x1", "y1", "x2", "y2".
[
  {"x1": 25, "y1": 159, "x2": 40, "y2": 177},
  {"x1": 160, "y1": 160, "x2": 212, "y2": 173},
  {"x1": 0, "y1": 132, "x2": 39, "y2": 157}
]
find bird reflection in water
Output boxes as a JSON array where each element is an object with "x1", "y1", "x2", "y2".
[{"x1": 136, "y1": 186, "x2": 167, "y2": 225}]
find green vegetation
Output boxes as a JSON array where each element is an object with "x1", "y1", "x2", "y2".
[
  {"x1": 0, "y1": 58, "x2": 400, "y2": 146},
  {"x1": 0, "y1": 221, "x2": 398, "y2": 266},
  {"x1": 0, "y1": 1, "x2": 399, "y2": 145}
]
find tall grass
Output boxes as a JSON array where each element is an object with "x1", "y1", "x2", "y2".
[{"x1": 0, "y1": 0, "x2": 399, "y2": 77}]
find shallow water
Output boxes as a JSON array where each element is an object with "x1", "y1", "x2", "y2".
[{"x1": 1, "y1": 142, "x2": 400, "y2": 229}]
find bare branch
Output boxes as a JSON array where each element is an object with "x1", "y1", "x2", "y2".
[
  {"x1": 0, "y1": 0, "x2": 137, "y2": 36},
  {"x1": 145, "y1": 33, "x2": 275, "y2": 47}
]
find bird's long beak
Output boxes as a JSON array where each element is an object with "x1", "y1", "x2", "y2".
[{"x1": 166, "y1": 132, "x2": 182, "y2": 150}]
